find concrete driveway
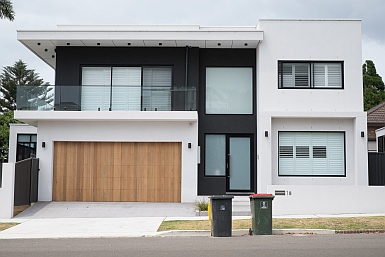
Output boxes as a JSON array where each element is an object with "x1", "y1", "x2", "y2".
[{"x1": 0, "y1": 201, "x2": 197, "y2": 239}]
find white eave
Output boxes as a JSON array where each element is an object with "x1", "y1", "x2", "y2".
[{"x1": 17, "y1": 25, "x2": 264, "y2": 69}]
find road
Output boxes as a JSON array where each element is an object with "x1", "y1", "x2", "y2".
[{"x1": 1, "y1": 234, "x2": 384, "y2": 257}]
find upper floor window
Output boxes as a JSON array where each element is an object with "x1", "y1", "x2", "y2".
[
  {"x1": 206, "y1": 67, "x2": 253, "y2": 114},
  {"x1": 278, "y1": 61, "x2": 343, "y2": 89},
  {"x1": 81, "y1": 66, "x2": 172, "y2": 111}
]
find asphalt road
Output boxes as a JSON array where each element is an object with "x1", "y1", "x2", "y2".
[{"x1": 1, "y1": 234, "x2": 384, "y2": 257}]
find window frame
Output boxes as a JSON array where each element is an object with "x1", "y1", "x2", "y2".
[
  {"x1": 278, "y1": 131, "x2": 346, "y2": 177},
  {"x1": 80, "y1": 65, "x2": 174, "y2": 111},
  {"x1": 278, "y1": 61, "x2": 344, "y2": 89},
  {"x1": 16, "y1": 134, "x2": 37, "y2": 162}
]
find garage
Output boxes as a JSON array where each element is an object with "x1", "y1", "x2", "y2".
[{"x1": 52, "y1": 142, "x2": 181, "y2": 202}]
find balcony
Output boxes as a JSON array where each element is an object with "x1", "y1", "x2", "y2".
[{"x1": 16, "y1": 85, "x2": 196, "y2": 111}]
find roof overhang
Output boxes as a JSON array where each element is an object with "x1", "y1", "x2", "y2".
[{"x1": 17, "y1": 25, "x2": 264, "y2": 69}]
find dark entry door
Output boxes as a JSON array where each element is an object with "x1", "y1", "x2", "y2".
[{"x1": 227, "y1": 135, "x2": 252, "y2": 192}]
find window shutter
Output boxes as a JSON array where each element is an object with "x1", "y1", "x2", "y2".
[
  {"x1": 142, "y1": 67, "x2": 172, "y2": 111},
  {"x1": 294, "y1": 63, "x2": 310, "y2": 87},
  {"x1": 327, "y1": 63, "x2": 342, "y2": 88},
  {"x1": 81, "y1": 67, "x2": 111, "y2": 111},
  {"x1": 112, "y1": 67, "x2": 141, "y2": 111},
  {"x1": 279, "y1": 132, "x2": 345, "y2": 176}
]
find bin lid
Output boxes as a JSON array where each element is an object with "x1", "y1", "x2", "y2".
[{"x1": 249, "y1": 193, "x2": 274, "y2": 199}]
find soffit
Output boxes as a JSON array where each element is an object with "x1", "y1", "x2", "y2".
[{"x1": 17, "y1": 26, "x2": 264, "y2": 69}]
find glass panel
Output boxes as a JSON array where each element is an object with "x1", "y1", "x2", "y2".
[
  {"x1": 18, "y1": 135, "x2": 31, "y2": 143},
  {"x1": 81, "y1": 67, "x2": 112, "y2": 111},
  {"x1": 112, "y1": 67, "x2": 141, "y2": 111},
  {"x1": 31, "y1": 135, "x2": 37, "y2": 142},
  {"x1": 142, "y1": 67, "x2": 172, "y2": 111},
  {"x1": 206, "y1": 67, "x2": 253, "y2": 114},
  {"x1": 205, "y1": 135, "x2": 226, "y2": 176},
  {"x1": 229, "y1": 137, "x2": 250, "y2": 190}
]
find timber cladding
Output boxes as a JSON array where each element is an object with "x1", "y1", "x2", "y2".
[{"x1": 53, "y1": 142, "x2": 181, "y2": 202}]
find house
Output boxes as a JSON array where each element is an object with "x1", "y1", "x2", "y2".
[
  {"x1": 8, "y1": 19, "x2": 382, "y2": 216},
  {"x1": 367, "y1": 101, "x2": 385, "y2": 152}
]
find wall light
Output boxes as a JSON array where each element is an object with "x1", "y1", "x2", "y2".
[
  {"x1": 42, "y1": 142, "x2": 46, "y2": 148},
  {"x1": 265, "y1": 131, "x2": 269, "y2": 137},
  {"x1": 361, "y1": 131, "x2": 365, "y2": 138},
  {"x1": 188, "y1": 143, "x2": 192, "y2": 149}
]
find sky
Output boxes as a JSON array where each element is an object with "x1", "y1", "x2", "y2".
[{"x1": 1, "y1": 0, "x2": 384, "y2": 84}]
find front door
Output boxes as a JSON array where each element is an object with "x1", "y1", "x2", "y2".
[{"x1": 227, "y1": 135, "x2": 252, "y2": 192}]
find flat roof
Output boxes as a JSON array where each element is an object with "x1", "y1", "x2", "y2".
[{"x1": 17, "y1": 25, "x2": 264, "y2": 69}]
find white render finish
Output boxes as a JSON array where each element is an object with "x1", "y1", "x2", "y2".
[
  {"x1": 0, "y1": 163, "x2": 15, "y2": 218},
  {"x1": 34, "y1": 118, "x2": 198, "y2": 203},
  {"x1": 256, "y1": 20, "x2": 368, "y2": 193},
  {"x1": 268, "y1": 185, "x2": 385, "y2": 215},
  {"x1": 9, "y1": 124, "x2": 37, "y2": 163}
]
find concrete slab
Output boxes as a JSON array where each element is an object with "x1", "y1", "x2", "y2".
[{"x1": 13, "y1": 201, "x2": 197, "y2": 219}]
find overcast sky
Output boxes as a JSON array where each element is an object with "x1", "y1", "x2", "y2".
[{"x1": 1, "y1": 0, "x2": 384, "y2": 84}]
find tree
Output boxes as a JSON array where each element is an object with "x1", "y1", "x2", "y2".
[
  {"x1": 0, "y1": 60, "x2": 52, "y2": 112},
  {"x1": 0, "y1": 111, "x2": 19, "y2": 162},
  {"x1": 363, "y1": 60, "x2": 385, "y2": 111},
  {"x1": 0, "y1": 0, "x2": 14, "y2": 21}
]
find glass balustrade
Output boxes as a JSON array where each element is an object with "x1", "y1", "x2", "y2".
[{"x1": 16, "y1": 85, "x2": 196, "y2": 111}]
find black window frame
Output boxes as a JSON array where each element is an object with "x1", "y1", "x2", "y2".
[
  {"x1": 16, "y1": 134, "x2": 37, "y2": 162},
  {"x1": 278, "y1": 61, "x2": 344, "y2": 89}
]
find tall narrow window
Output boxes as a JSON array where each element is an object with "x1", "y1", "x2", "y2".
[
  {"x1": 206, "y1": 67, "x2": 253, "y2": 114},
  {"x1": 142, "y1": 67, "x2": 172, "y2": 111},
  {"x1": 205, "y1": 135, "x2": 226, "y2": 176},
  {"x1": 112, "y1": 67, "x2": 141, "y2": 111},
  {"x1": 81, "y1": 67, "x2": 111, "y2": 111}
]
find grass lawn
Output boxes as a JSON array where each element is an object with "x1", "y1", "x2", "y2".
[
  {"x1": 158, "y1": 216, "x2": 385, "y2": 232},
  {"x1": 0, "y1": 223, "x2": 19, "y2": 232}
]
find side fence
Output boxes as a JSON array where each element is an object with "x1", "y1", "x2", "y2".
[
  {"x1": 14, "y1": 158, "x2": 39, "y2": 206},
  {"x1": 368, "y1": 152, "x2": 385, "y2": 186}
]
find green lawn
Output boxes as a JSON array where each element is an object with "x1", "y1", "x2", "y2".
[{"x1": 158, "y1": 216, "x2": 385, "y2": 231}]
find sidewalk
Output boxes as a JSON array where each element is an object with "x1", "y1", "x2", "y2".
[{"x1": 0, "y1": 202, "x2": 383, "y2": 239}]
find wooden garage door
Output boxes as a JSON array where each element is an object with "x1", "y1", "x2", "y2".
[{"x1": 53, "y1": 142, "x2": 181, "y2": 202}]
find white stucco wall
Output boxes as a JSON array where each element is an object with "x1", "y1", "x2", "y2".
[
  {"x1": 256, "y1": 20, "x2": 367, "y2": 193},
  {"x1": 9, "y1": 124, "x2": 37, "y2": 164},
  {"x1": 257, "y1": 19, "x2": 363, "y2": 113},
  {"x1": 268, "y1": 185, "x2": 385, "y2": 215},
  {"x1": 35, "y1": 118, "x2": 198, "y2": 202},
  {"x1": 0, "y1": 163, "x2": 15, "y2": 219}
]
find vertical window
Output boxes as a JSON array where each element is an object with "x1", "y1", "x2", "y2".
[
  {"x1": 278, "y1": 132, "x2": 345, "y2": 176},
  {"x1": 142, "y1": 67, "x2": 172, "y2": 111},
  {"x1": 112, "y1": 67, "x2": 142, "y2": 111},
  {"x1": 16, "y1": 134, "x2": 37, "y2": 162},
  {"x1": 206, "y1": 67, "x2": 253, "y2": 114},
  {"x1": 81, "y1": 67, "x2": 112, "y2": 111},
  {"x1": 278, "y1": 62, "x2": 343, "y2": 89},
  {"x1": 205, "y1": 135, "x2": 226, "y2": 176}
]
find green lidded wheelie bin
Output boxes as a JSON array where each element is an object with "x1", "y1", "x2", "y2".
[
  {"x1": 249, "y1": 193, "x2": 275, "y2": 235},
  {"x1": 209, "y1": 195, "x2": 234, "y2": 237}
]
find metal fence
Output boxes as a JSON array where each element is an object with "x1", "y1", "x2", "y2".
[
  {"x1": 14, "y1": 158, "x2": 39, "y2": 206},
  {"x1": 368, "y1": 153, "x2": 385, "y2": 186}
]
